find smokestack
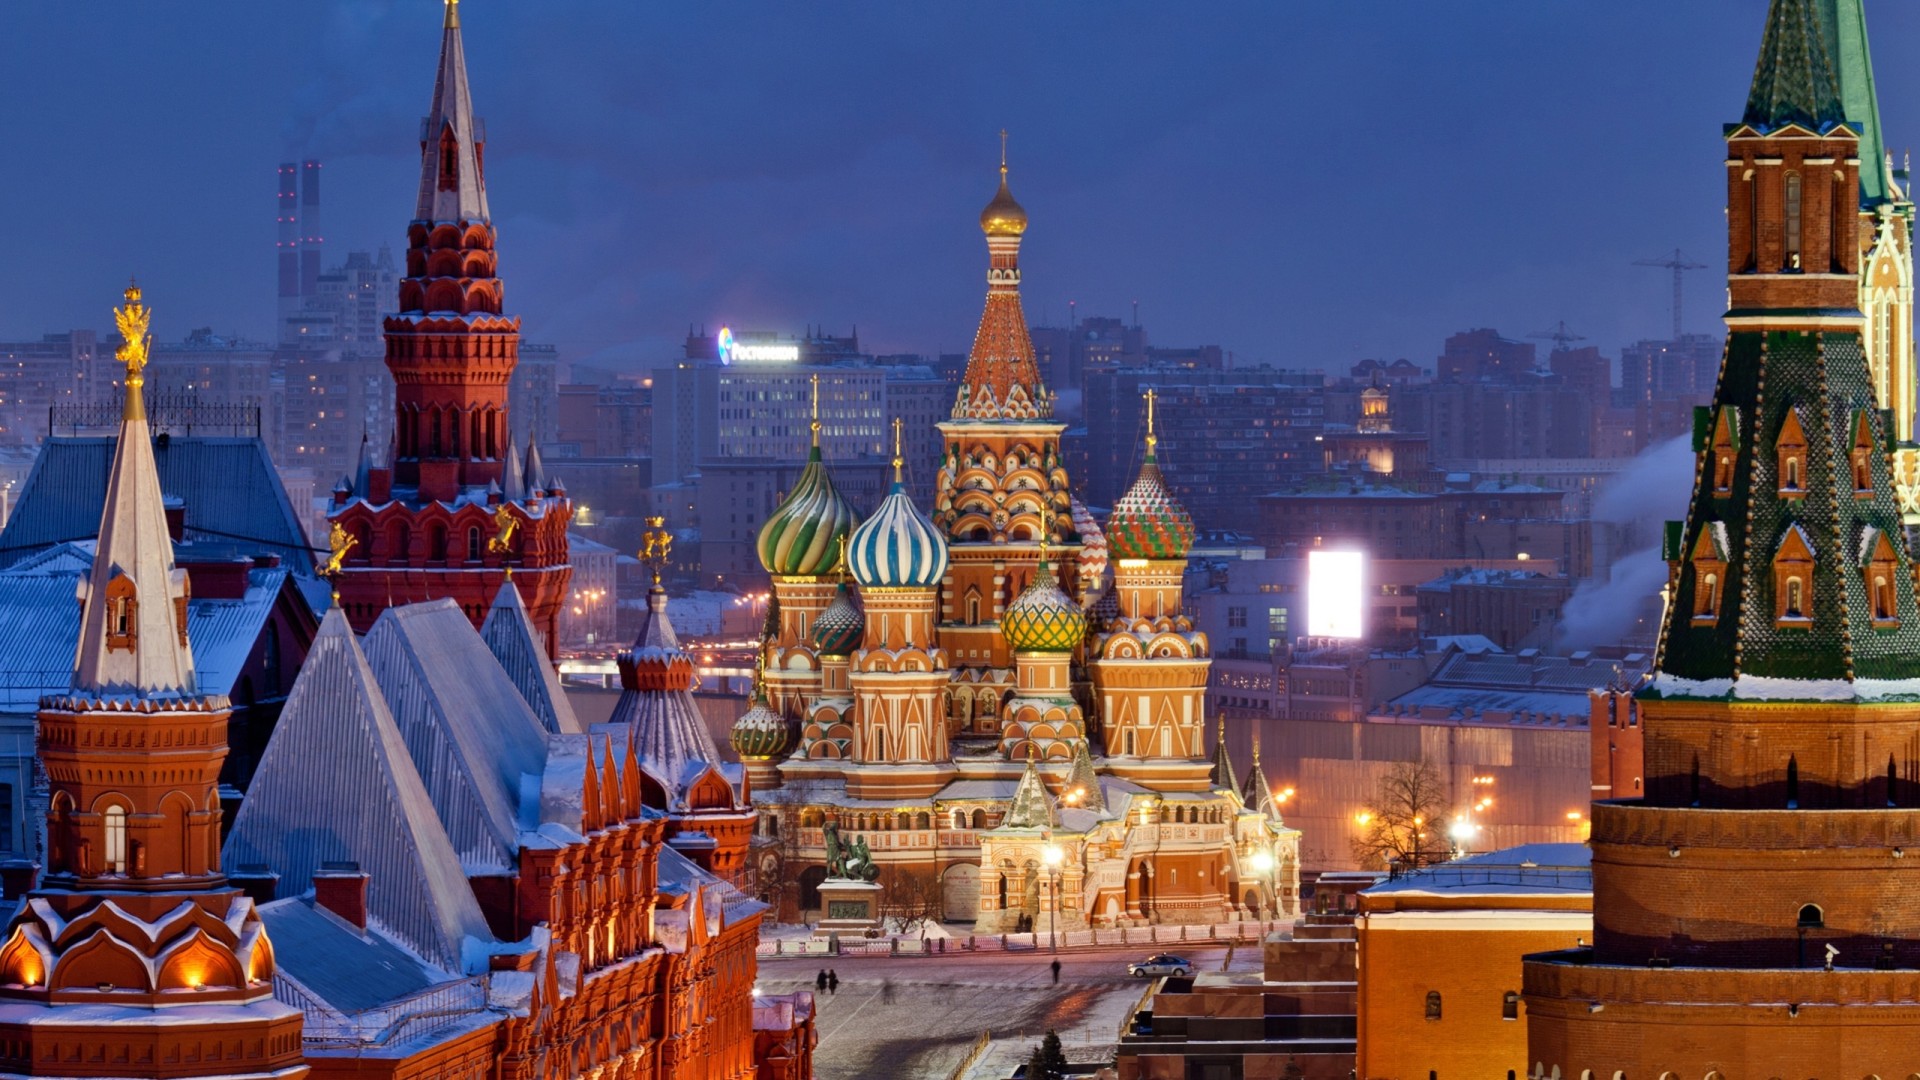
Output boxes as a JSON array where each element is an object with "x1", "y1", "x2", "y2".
[
  {"x1": 300, "y1": 159, "x2": 323, "y2": 299},
  {"x1": 277, "y1": 163, "x2": 299, "y2": 322}
]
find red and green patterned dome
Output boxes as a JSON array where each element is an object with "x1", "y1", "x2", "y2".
[
  {"x1": 1107, "y1": 455, "x2": 1194, "y2": 560},
  {"x1": 1003, "y1": 561, "x2": 1086, "y2": 653}
]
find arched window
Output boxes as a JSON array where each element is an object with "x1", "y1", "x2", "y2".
[
  {"x1": 102, "y1": 805, "x2": 127, "y2": 874},
  {"x1": 1890, "y1": 754, "x2": 1900, "y2": 808},
  {"x1": 1865, "y1": 530, "x2": 1901, "y2": 627},
  {"x1": 104, "y1": 574, "x2": 138, "y2": 651},
  {"x1": 1424, "y1": 990, "x2": 1442, "y2": 1020},
  {"x1": 1785, "y1": 170, "x2": 1803, "y2": 268},
  {"x1": 429, "y1": 523, "x2": 448, "y2": 563},
  {"x1": 1774, "y1": 523, "x2": 1815, "y2": 626},
  {"x1": 1787, "y1": 577, "x2": 1805, "y2": 616},
  {"x1": 1852, "y1": 411, "x2": 1877, "y2": 495},
  {"x1": 467, "y1": 527, "x2": 482, "y2": 562},
  {"x1": 1788, "y1": 755, "x2": 1801, "y2": 809},
  {"x1": 952, "y1": 810, "x2": 967, "y2": 830},
  {"x1": 1798, "y1": 903, "x2": 1823, "y2": 928},
  {"x1": 1502, "y1": 990, "x2": 1519, "y2": 1020}
]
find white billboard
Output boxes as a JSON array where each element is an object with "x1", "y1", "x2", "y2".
[{"x1": 1306, "y1": 550, "x2": 1365, "y2": 639}]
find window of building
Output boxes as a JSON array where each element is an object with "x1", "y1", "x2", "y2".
[
  {"x1": 103, "y1": 805, "x2": 127, "y2": 874},
  {"x1": 1227, "y1": 606, "x2": 1247, "y2": 628},
  {"x1": 1773, "y1": 525, "x2": 1815, "y2": 626},
  {"x1": 1851, "y1": 411, "x2": 1877, "y2": 496},
  {"x1": 1784, "y1": 171, "x2": 1803, "y2": 268},
  {"x1": 1425, "y1": 990, "x2": 1442, "y2": 1020},
  {"x1": 1776, "y1": 407, "x2": 1808, "y2": 496},
  {"x1": 467, "y1": 527, "x2": 482, "y2": 562},
  {"x1": 1502, "y1": 990, "x2": 1519, "y2": 1020}
]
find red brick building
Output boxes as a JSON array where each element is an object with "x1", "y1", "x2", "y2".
[
  {"x1": 328, "y1": 1, "x2": 571, "y2": 655},
  {"x1": 1526, "y1": 2, "x2": 1920, "y2": 1074}
]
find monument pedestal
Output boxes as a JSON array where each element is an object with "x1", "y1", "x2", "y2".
[{"x1": 814, "y1": 879, "x2": 884, "y2": 938}]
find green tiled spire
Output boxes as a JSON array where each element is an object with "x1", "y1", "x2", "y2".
[
  {"x1": 1744, "y1": 0, "x2": 1844, "y2": 133},
  {"x1": 1815, "y1": 0, "x2": 1892, "y2": 204}
]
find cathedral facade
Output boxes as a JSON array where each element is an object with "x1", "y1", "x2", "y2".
[{"x1": 735, "y1": 158, "x2": 1299, "y2": 931}]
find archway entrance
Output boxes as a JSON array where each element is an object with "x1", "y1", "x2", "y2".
[{"x1": 941, "y1": 863, "x2": 980, "y2": 922}]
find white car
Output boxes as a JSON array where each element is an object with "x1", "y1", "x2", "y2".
[{"x1": 1128, "y1": 954, "x2": 1193, "y2": 978}]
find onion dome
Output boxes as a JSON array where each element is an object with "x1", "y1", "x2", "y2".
[
  {"x1": 811, "y1": 580, "x2": 865, "y2": 656},
  {"x1": 730, "y1": 690, "x2": 789, "y2": 760},
  {"x1": 756, "y1": 445, "x2": 858, "y2": 577},
  {"x1": 1107, "y1": 391, "x2": 1195, "y2": 560},
  {"x1": 850, "y1": 421, "x2": 950, "y2": 589},
  {"x1": 1070, "y1": 496, "x2": 1109, "y2": 596},
  {"x1": 980, "y1": 163, "x2": 1028, "y2": 237},
  {"x1": 1003, "y1": 560, "x2": 1087, "y2": 653}
]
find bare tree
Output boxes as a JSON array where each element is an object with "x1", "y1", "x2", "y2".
[
  {"x1": 877, "y1": 866, "x2": 942, "y2": 939},
  {"x1": 1351, "y1": 761, "x2": 1453, "y2": 872}
]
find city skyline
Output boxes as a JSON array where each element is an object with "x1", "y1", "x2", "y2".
[{"x1": 8, "y1": 2, "x2": 1918, "y2": 373}]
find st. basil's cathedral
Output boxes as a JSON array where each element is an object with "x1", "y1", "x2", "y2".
[{"x1": 733, "y1": 155, "x2": 1301, "y2": 931}]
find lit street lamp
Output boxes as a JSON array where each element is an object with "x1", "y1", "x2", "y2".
[
  {"x1": 1247, "y1": 848, "x2": 1276, "y2": 922},
  {"x1": 1041, "y1": 844, "x2": 1064, "y2": 953}
]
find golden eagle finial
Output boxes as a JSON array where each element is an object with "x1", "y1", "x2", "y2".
[
  {"x1": 640, "y1": 516, "x2": 673, "y2": 585},
  {"x1": 113, "y1": 282, "x2": 152, "y2": 421}
]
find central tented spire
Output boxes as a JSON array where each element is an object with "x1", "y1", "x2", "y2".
[
  {"x1": 954, "y1": 134, "x2": 1049, "y2": 422},
  {"x1": 73, "y1": 285, "x2": 196, "y2": 699},
  {"x1": 417, "y1": 0, "x2": 489, "y2": 223}
]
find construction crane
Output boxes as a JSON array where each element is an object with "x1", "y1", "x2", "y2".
[
  {"x1": 1529, "y1": 322, "x2": 1587, "y2": 353},
  {"x1": 1634, "y1": 248, "x2": 1709, "y2": 341}
]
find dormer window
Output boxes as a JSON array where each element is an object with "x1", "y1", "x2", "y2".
[
  {"x1": 1709, "y1": 406, "x2": 1740, "y2": 495},
  {"x1": 104, "y1": 574, "x2": 138, "y2": 653},
  {"x1": 1851, "y1": 411, "x2": 1877, "y2": 498},
  {"x1": 1776, "y1": 408, "x2": 1809, "y2": 498},
  {"x1": 1774, "y1": 525, "x2": 1816, "y2": 627},
  {"x1": 1689, "y1": 527, "x2": 1728, "y2": 625},
  {"x1": 1864, "y1": 528, "x2": 1901, "y2": 628}
]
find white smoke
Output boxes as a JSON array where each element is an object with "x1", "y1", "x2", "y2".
[{"x1": 1554, "y1": 434, "x2": 1695, "y2": 651}]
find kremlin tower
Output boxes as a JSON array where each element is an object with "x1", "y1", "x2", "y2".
[
  {"x1": 1525, "y1": 2, "x2": 1920, "y2": 1074},
  {"x1": 327, "y1": 0, "x2": 572, "y2": 653},
  {"x1": 0, "y1": 288, "x2": 305, "y2": 1077}
]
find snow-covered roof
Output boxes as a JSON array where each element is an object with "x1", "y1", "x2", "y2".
[
  {"x1": 1363, "y1": 843, "x2": 1591, "y2": 899},
  {"x1": 362, "y1": 599, "x2": 554, "y2": 874},
  {"x1": 481, "y1": 580, "x2": 581, "y2": 736},
  {"x1": 226, "y1": 610, "x2": 498, "y2": 975}
]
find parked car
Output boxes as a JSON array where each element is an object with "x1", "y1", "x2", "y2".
[{"x1": 1128, "y1": 954, "x2": 1193, "y2": 977}]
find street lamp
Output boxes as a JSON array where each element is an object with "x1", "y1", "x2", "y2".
[
  {"x1": 1248, "y1": 848, "x2": 1276, "y2": 922},
  {"x1": 1041, "y1": 844, "x2": 1065, "y2": 953}
]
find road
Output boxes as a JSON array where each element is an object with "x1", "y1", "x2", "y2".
[{"x1": 758, "y1": 941, "x2": 1262, "y2": 1080}]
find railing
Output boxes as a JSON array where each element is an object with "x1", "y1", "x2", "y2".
[
  {"x1": 50, "y1": 397, "x2": 261, "y2": 438},
  {"x1": 280, "y1": 975, "x2": 489, "y2": 1046},
  {"x1": 758, "y1": 919, "x2": 1284, "y2": 957},
  {"x1": 945, "y1": 1029, "x2": 993, "y2": 1080}
]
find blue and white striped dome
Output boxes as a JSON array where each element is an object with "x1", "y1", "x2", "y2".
[{"x1": 850, "y1": 481, "x2": 949, "y2": 589}]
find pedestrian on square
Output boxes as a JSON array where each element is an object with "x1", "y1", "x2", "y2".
[
  {"x1": 1050, "y1": 958, "x2": 1061, "y2": 984},
  {"x1": 827, "y1": 969, "x2": 839, "y2": 996},
  {"x1": 815, "y1": 969, "x2": 828, "y2": 993}
]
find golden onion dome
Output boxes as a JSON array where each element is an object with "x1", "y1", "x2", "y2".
[{"x1": 980, "y1": 167, "x2": 1028, "y2": 237}]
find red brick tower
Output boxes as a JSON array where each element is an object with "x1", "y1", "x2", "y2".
[
  {"x1": 1525, "y1": 3, "x2": 1920, "y2": 1074},
  {"x1": 329, "y1": 0, "x2": 572, "y2": 654},
  {"x1": 0, "y1": 288, "x2": 306, "y2": 1077}
]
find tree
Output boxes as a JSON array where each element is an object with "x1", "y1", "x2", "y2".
[
  {"x1": 877, "y1": 866, "x2": 942, "y2": 939},
  {"x1": 1351, "y1": 761, "x2": 1453, "y2": 872},
  {"x1": 1025, "y1": 1030, "x2": 1068, "y2": 1080}
]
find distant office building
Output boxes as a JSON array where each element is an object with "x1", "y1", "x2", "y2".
[
  {"x1": 1415, "y1": 567, "x2": 1576, "y2": 651},
  {"x1": 0, "y1": 331, "x2": 103, "y2": 444},
  {"x1": 554, "y1": 380, "x2": 649, "y2": 459},
  {"x1": 511, "y1": 342, "x2": 562, "y2": 447},
  {"x1": 694, "y1": 455, "x2": 889, "y2": 586},
  {"x1": 145, "y1": 328, "x2": 274, "y2": 418},
  {"x1": 1083, "y1": 366, "x2": 1327, "y2": 518},
  {"x1": 271, "y1": 348, "x2": 389, "y2": 484},
  {"x1": 1437, "y1": 327, "x2": 1536, "y2": 380}
]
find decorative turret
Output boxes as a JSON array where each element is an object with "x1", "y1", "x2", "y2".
[
  {"x1": 1209, "y1": 718, "x2": 1240, "y2": 795},
  {"x1": 1107, "y1": 390, "x2": 1196, "y2": 562},
  {"x1": 1002, "y1": 752, "x2": 1061, "y2": 830},
  {"x1": 954, "y1": 133, "x2": 1048, "y2": 423},
  {"x1": 1070, "y1": 495, "x2": 1109, "y2": 604},
  {"x1": 850, "y1": 422, "x2": 950, "y2": 590},
  {"x1": 811, "y1": 579, "x2": 864, "y2": 657},
  {"x1": 731, "y1": 687, "x2": 789, "y2": 762},
  {"x1": 1003, "y1": 556, "x2": 1087, "y2": 653},
  {"x1": 758, "y1": 376, "x2": 859, "y2": 578}
]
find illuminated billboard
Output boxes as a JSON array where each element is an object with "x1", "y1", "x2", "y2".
[
  {"x1": 1306, "y1": 549, "x2": 1365, "y2": 639},
  {"x1": 717, "y1": 326, "x2": 800, "y2": 364}
]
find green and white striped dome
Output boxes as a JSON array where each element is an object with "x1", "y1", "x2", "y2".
[{"x1": 756, "y1": 444, "x2": 859, "y2": 576}]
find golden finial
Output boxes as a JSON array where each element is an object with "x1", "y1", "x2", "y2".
[
  {"x1": 487, "y1": 503, "x2": 520, "y2": 556},
  {"x1": 319, "y1": 520, "x2": 357, "y2": 578},
  {"x1": 1000, "y1": 129, "x2": 1008, "y2": 173},
  {"x1": 113, "y1": 281, "x2": 152, "y2": 422},
  {"x1": 444, "y1": 0, "x2": 460, "y2": 30},
  {"x1": 835, "y1": 534, "x2": 850, "y2": 579},
  {"x1": 809, "y1": 374, "x2": 822, "y2": 447},
  {"x1": 1026, "y1": 742, "x2": 1037, "y2": 764},
  {"x1": 1038, "y1": 532, "x2": 1049, "y2": 568},
  {"x1": 1143, "y1": 388, "x2": 1159, "y2": 458},
  {"x1": 640, "y1": 515, "x2": 673, "y2": 586},
  {"x1": 891, "y1": 417, "x2": 904, "y2": 484}
]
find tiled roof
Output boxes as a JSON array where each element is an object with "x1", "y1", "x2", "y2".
[
  {"x1": 606, "y1": 589, "x2": 729, "y2": 808},
  {"x1": 1745, "y1": 0, "x2": 1845, "y2": 132},
  {"x1": 480, "y1": 580, "x2": 581, "y2": 735},
  {"x1": 226, "y1": 610, "x2": 497, "y2": 974},
  {"x1": 0, "y1": 435, "x2": 316, "y2": 578},
  {"x1": 257, "y1": 898, "x2": 462, "y2": 1016}
]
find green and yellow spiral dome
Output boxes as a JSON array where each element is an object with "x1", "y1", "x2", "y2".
[
  {"x1": 756, "y1": 444, "x2": 859, "y2": 576},
  {"x1": 1002, "y1": 561, "x2": 1086, "y2": 652}
]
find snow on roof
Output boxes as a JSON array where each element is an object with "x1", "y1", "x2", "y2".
[
  {"x1": 363, "y1": 600, "x2": 554, "y2": 874},
  {"x1": 481, "y1": 580, "x2": 581, "y2": 736},
  {"x1": 1363, "y1": 843, "x2": 1591, "y2": 898},
  {"x1": 226, "y1": 610, "x2": 498, "y2": 975},
  {"x1": 1364, "y1": 910, "x2": 1592, "y2": 932},
  {"x1": 1648, "y1": 672, "x2": 1920, "y2": 703}
]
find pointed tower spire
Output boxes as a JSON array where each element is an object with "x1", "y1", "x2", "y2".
[
  {"x1": 502, "y1": 431, "x2": 526, "y2": 500},
  {"x1": 954, "y1": 133, "x2": 1047, "y2": 421},
  {"x1": 1241, "y1": 731, "x2": 1283, "y2": 822},
  {"x1": 1210, "y1": 716, "x2": 1241, "y2": 795},
  {"x1": 417, "y1": 0, "x2": 490, "y2": 223},
  {"x1": 73, "y1": 285, "x2": 196, "y2": 698},
  {"x1": 1816, "y1": 0, "x2": 1892, "y2": 204},
  {"x1": 1744, "y1": 0, "x2": 1844, "y2": 133},
  {"x1": 353, "y1": 430, "x2": 373, "y2": 498},
  {"x1": 1003, "y1": 750, "x2": 1061, "y2": 829},
  {"x1": 1064, "y1": 737, "x2": 1107, "y2": 816}
]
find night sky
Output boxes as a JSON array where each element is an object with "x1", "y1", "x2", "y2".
[{"x1": 4, "y1": 1, "x2": 1918, "y2": 374}]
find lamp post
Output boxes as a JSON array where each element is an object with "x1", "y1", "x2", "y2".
[
  {"x1": 1247, "y1": 848, "x2": 1276, "y2": 923},
  {"x1": 1042, "y1": 844, "x2": 1064, "y2": 953}
]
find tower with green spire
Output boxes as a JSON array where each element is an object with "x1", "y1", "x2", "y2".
[{"x1": 1526, "y1": 3, "x2": 1920, "y2": 1073}]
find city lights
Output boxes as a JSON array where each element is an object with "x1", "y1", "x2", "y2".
[{"x1": 1306, "y1": 550, "x2": 1365, "y2": 638}]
